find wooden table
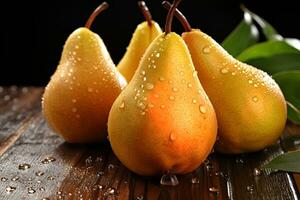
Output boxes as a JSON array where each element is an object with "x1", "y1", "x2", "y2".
[{"x1": 0, "y1": 86, "x2": 299, "y2": 200}]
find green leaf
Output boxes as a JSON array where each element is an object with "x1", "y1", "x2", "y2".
[
  {"x1": 263, "y1": 150, "x2": 300, "y2": 173},
  {"x1": 241, "y1": 6, "x2": 300, "y2": 51},
  {"x1": 221, "y1": 12, "x2": 259, "y2": 57},
  {"x1": 241, "y1": 5, "x2": 282, "y2": 41},
  {"x1": 273, "y1": 71, "x2": 300, "y2": 125},
  {"x1": 237, "y1": 41, "x2": 300, "y2": 74}
]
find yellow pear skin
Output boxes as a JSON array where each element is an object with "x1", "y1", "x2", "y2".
[
  {"x1": 117, "y1": 21, "x2": 162, "y2": 82},
  {"x1": 182, "y1": 30, "x2": 287, "y2": 154},
  {"x1": 43, "y1": 27, "x2": 127, "y2": 143},
  {"x1": 108, "y1": 33, "x2": 217, "y2": 176}
]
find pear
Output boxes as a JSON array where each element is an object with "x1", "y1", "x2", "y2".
[
  {"x1": 108, "y1": 0, "x2": 217, "y2": 176},
  {"x1": 42, "y1": 2, "x2": 127, "y2": 143},
  {"x1": 117, "y1": 1, "x2": 162, "y2": 82},
  {"x1": 163, "y1": 1, "x2": 287, "y2": 154}
]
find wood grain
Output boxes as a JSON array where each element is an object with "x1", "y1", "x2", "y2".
[{"x1": 0, "y1": 87, "x2": 299, "y2": 200}]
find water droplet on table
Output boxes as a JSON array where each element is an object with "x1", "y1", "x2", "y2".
[
  {"x1": 41, "y1": 156, "x2": 56, "y2": 164},
  {"x1": 1, "y1": 177, "x2": 8, "y2": 182},
  {"x1": 36, "y1": 171, "x2": 44, "y2": 176},
  {"x1": 27, "y1": 187, "x2": 36, "y2": 194},
  {"x1": 6, "y1": 186, "x2": 16, "y2": 193},
  {"x1": 18, "y1": 163, "x2": 31, "y2": 170},
  {"x1": 160, "y1": 174, "x2": 179, "y2": 186},
  {"x1": 209, "y1": 186, "x2": 219, "y2": 194}
]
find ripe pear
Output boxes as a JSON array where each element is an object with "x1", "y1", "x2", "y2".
[
  {"x1": 117, "y1": 1, "x2": 162, "y2": 82},
  {"x1": 163, "y1": 1, "x2": 287, "y2": 154},
  {"x1": 108, "y1": 0, "x2": 217, "y2": 176},
  {"x1": 42, "y1": 2, "x2": 127, "y2": 143}
]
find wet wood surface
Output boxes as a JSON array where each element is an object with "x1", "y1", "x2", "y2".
[{"x1": 0, "y1": 86, "x2": 299, "y2": 200}]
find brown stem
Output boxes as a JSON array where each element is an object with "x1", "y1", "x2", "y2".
[
  {"x1": 162, "y1": 1, "x2": 192, "y2": 32},
  {"x1": 85, "y1": 2, "x2": 109, "y2": 29},
  {"x1": 138, "y1": 1, "x2": 152, "y2": 26},
  {"x1": 164, "y1": 0, "x2": 182, "y2": 34}
]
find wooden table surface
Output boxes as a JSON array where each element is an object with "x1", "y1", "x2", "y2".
[{"x1": 0, "y1": 86, "x2": 299, "y2": 200}]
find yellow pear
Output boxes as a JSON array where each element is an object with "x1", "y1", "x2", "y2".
[
  {"x1": 163, "y1": 1, "x2": 287, "y2": 154},
  {"x1": 108, "y1": 0, "x2": 217, "y2": 176},
  {"x1": 117, "y1": 1, "x2": 162, "y2": 82},
  {"x1": 42, "y1": 2, "x2": 127, "y2": 143}
]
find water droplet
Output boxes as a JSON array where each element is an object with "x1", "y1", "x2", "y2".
[
  {"x1": 76, "y1": 114, "x2": 81, "y2": 118},
  {"x1": 47, "y1": 176, "x2": 55, "y2": 180},
  {"x1": 36, "y1": 171, "x2": 44, "y2": 176},
  {"x1": 137, "y1": 102, "x2": 146, "y2": 109},
  {"x1": 252, "y1": 96, "x2": 259, "y2": 102},
  {"x1": 11, "y1": 176, "x2": 19, "y2": 181},
  {"x1": 41, "y1": 198, "x2": 49, "y2": 200},
  {"x1": 236, "y1": 157, "x2": 244, "y2": 164},
  {"x1": 209, "y1": 187, "x2": 219, "y2": 194},
  {"x1": 160, "y1": 174, "x2": 179, "y2": 186},
  {"x1": 191, "y1": 177, "x2": 200, "y2": 184},
  {"x1": 202, "y1": 46, "x2": 211, "y2": 54},
  {"x1": 146, "y1": 83, "x2": 154, "y2": 90},
  {"x1": 72, "y1": 108, "x2": 77, "y2": 113},
  {"x1": 192, "y1": 99, "x2": 197, "y2": 104},
  {"x1": 1, "y1": 177, "x2": 8, "y2": 182},
  {"x1": 254, "y1": 83, "x2": 258, "y2": 87},
  {"x1": 169, "y1": 132, "x2": 176, "y2": 142},
  {"x1": 248, "y1": 79, "x2": 253, "y2": 84},
  {"x1": 148, "y1": 103, "x2": 154, "y2": 108},
  {"x1": 136, "y1": 195, "x2": 144, "y2": 200},
  {"x1": 172, "y1": 87, "x2": 178, "y2": 92},
  {"x1": 85, "y1": 156, "x2": 93, "y2": 165},
  {"x1": 156, "y1": 53, "x2": 160, "y2": 58},
  {"x1": 187, "y1": 83, "x2": 192, "y2": 88},
  {"x1": 93, "y1": 184, "x2": 103, "y2": 191},
  {"x1": 159, "y1": 77, "x2": 165, "y2": 81},
  {"x1": 199, "y1": 105, "x2": 206, "y2": 114},
  {"x1": 140, "y1": 111, "x2": 146, "y2": 116},
  {"x1": 231, "y1": 72, "x2": 236, "y2": 75},
  {"x1": 119, "y1": 101, "x2": 125, "y2": 110},
  {"x1": 169, "y1": 96, "x2": 175, "y2": 101},
  {"x1": 193, "y1": 71, "x2": 198, "y2": 77},
  {"x1": 6, "y1": 186, "x2": 16, "y2": 193},
  {"x1": 28, "y1": 187, "x2": 36, "y2": 194},
  {"x1": 97, "y1": 171, "x2": 105, "y2": 176},
  {"x1": 160, "y1": 105, "x2": 166, "y2": 109},
  {"x1": 168, "y1": 80, "x2": 173, "y2": 84},
  {"x1": 88, "y1": 88, "x2": 93, "y2": 92},
  {"x1": 18, "y1": 163, "x2": 31, "y2": 170},
  {"x1": 246, "y1": 185, "x2": 254, "y2": 193},
  {"x1": 104, "y1": 187, "x2": 118, "y2": 196},
  {"x1": 72, "y1": 99, "x2": 77, "y2": 103},
  {"x1": 253, "y1": 168, "x2": 262, "y2": 176},
  {"x1": 37, "y1": 180, "x2": 42, "y2": 183},
  {"x1": 108, "y1": 164, "x2": 114, "y2": 170},
  {"x1": 75, "y1": 45, "x2": 79, "y2": 49},
  {"x1": 220, "y1": 68, "x2": 229, "y2": 74},
  {"x1": 41, "y1": 156, "x2": 56, "y2": 164}
]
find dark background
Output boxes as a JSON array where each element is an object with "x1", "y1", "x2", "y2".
[{"x1": 1, "y1": 0, "x2": 299, "y2": 86}]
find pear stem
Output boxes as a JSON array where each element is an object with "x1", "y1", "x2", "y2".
[
  {"x1": 85, "y1": 2, "x2": 109, "y2": 29},
  {"x1": 164, "y1": 0, "x2": 182, "y2": 34},
  {"x1": 138, "y1": 1, "x2": 152, "y2": 26},
  {"x1": 162, "y1": 1, "x2": 192, "y2": 32}
]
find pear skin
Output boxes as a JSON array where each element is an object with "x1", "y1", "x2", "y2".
[
  {"x1": 108, "y1": 32, "x2": 217, "y2": 175},
  {"x1": 117, "y1": 21, "x2": 162, "y2": 81},
  {"x1": 182, "y1": 30, "x2": 287, "y2": 154},
  {"x1": 43, "y1": 5, "x2": 127, "y2": 143}
]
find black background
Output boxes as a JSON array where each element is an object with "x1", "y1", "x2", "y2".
[{"x1": 1, "y1": 0, "x2": 299, "y2": 86}]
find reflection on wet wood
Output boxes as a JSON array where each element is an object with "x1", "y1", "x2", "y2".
[{"x1": 0, "y1": 87, "x2": 299, "y2": 200}]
